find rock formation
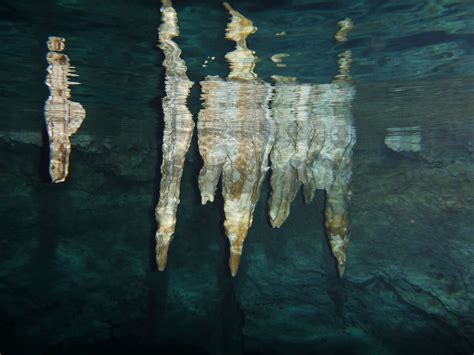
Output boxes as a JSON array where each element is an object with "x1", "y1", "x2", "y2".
[
  {"x1": 44, "y1": 36, "x2": 86, "y2": 183},
  {"x1": 268, "y1": 80, "x2": 308, "y2": 228},
  {"x1": 198, "y1": 3, "x2": 274, "y2": 276},
  {"x1": 304, "y1": 83, "x2": 356, "y2": 277},
  {"x1": 312, "y1": 19, "x2": 355, "y2": 277},
  {"x1": 268, "y1": 19, "x2": 356, "y2": 276},
  {"x1": 155, "y1": 0, "x2": 195, "y2": 271},
  {"x1": 268, "y1": 82, "x2": 356, "y2": 277}
]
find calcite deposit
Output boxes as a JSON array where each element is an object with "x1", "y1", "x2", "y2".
[
  {"x1": 268, "y1": 80, "x2": 308, "y2": 228},
  {"x1": 155, "y1": 0, "x2": 195, "y2": 271},
  {"x1": 44, "y1": 36, "x2": 86, "y2": 183},
  {"x1": 198, "y1": 3, "x2": 274, "y2": 276},
  {"x1": 309, "y1": 19, "x2": 356, "y2": 277},
  {"x1": 305, "y1": 83, "x2": 356, "y2": 277},
  {"x1": 268, "y1": 81, "x2": 356, "y2": 276},
  {"x1": 268, "y1": 19, "x2": 356, "y2": 276}
]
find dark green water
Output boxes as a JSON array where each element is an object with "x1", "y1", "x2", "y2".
[{"x1": 0, "y1": 0, "x2": 473, "y2": 354}]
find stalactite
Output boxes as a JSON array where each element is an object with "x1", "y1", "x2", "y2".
[
  {"x1": 268, "y1": 19, "x2": 356, "y2": 276},
  {"x1": 333, "y1": 50, "x2": 353, "y2": 82},
  {"x1": 198, "y1": 3, "x2": 275, "y2": 276},
  {"x1": 268, "y1": 79, "x2": 308, "y2": 228},
  {"x1": 304, "y1": 83, "x2": 356, "y2": 277},
  {"x1": 269, "y1": 83, "x2": 356, "y2": 276},
  {"x1": 155, "y1": 0, "x2": 195, "y2": 271},
  {"x1": 44, "y1": 36, "x2": 86, "y2": 183},
  {"x1": 318, "y1": 18, "x2": 356, "y2": 277}
]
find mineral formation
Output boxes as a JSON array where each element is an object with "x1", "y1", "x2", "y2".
[
  {"x1": 304, "y1": 83, "x2": 356, "y2": 277},
  {"x1": 155, "y1": 0, "x2": 195, "y2": 271},
  {"x1": 198, "y1": 3, "x2": 275, "y2": 276},
  {"x1": 44, "y1": 36, "x2": 86, "y2": 183},
  {"x1": 268, "y1": 19, "x2": 356, "y2": 276},
  {"x1": 268, "y1": 81, "x2": 356, "y2": 277},
  {"x1": 269, "y1": 80, "x2": 309, "y2": 228}
]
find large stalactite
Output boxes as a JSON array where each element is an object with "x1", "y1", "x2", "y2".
[
  {"x1": 155, "y1": 0, "x2": 195, "y2": 271},
  {"x1": 197, "y1": 3, "x2": 275, "y2": 276},
  {"x1": 44, "y1": 36, "x2": 86, "y2": 183}
]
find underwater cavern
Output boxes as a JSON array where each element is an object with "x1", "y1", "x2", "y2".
[{"x1": 0, "y1": 0, "x2": 473, "y2": 354}]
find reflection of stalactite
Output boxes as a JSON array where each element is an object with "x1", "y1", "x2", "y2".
[
  {"x1": 335, "y1": 18, "x2": 353, "y2": 43},
  {"x1": 269, "y1": 81, "x2": 308, "y2": 228},
  {"x1": 385, "y1": 126, "x2": 422, "y2": 152},
  {"x1": 44, "y1": 36, "x2": 86, "y2": 183},
  {"x1": 155, "y1": 0, "x2": 195, "y2": 271},
  {"x1": 334, "y1": 19, "x2": 353, "y2": 83},
  {"x1": 269, "y1": 19, "x2": 355, "y2": 276},
  {"x1": 333, "y1": 50, "x2": 352, "y2": 83},
  {"x1": 198, "y1": 3, "x2": 274, "y2": 276},
  {"x1": 269, "y1": 82, "x2": 356, "y2": 276},
  {"x1": 223, "y1": 2, "x2": 258, "y2": 81},
  {"x1": 304, "y1": 83, "x2": 356, "y2": 277},
  {"x1": 323, "y1": 19, "x2": 355, "y2": 276}
]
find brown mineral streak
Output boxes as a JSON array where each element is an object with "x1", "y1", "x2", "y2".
[
  {"x1": 155, "y1": 0, "x2": 195, "y2": 271},
  {"x1": 44, "y1": 36, "x2": 86, "y2": 183},
  {"x1": 197, "y1": 3, "x2": 274, "y2": 276}
]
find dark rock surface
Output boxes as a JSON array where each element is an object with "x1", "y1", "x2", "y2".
[{"x1": 0, "y1": 0, "x2": 473, "y2": 354}]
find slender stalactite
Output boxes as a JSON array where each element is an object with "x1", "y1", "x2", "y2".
[
  {"x1": 198, "y1": 3, "x2": 275, "y2": 276},
  {"x1": 155, "y1": 0, "x2": 195, "y2": 271},
  {"x1": 304, "y1": 83, "x2": 356, "y2": 277},
  {"x1": 44, "y1": 36, "x2": 86, "y2": 183},
  {"x1": 320, "y1": 19, "x2": 356, "y2": 277}
]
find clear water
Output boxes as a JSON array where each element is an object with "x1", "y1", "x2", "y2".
[{"x1": 0, "y1": 0, "x2": 473, "y2": 354}]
